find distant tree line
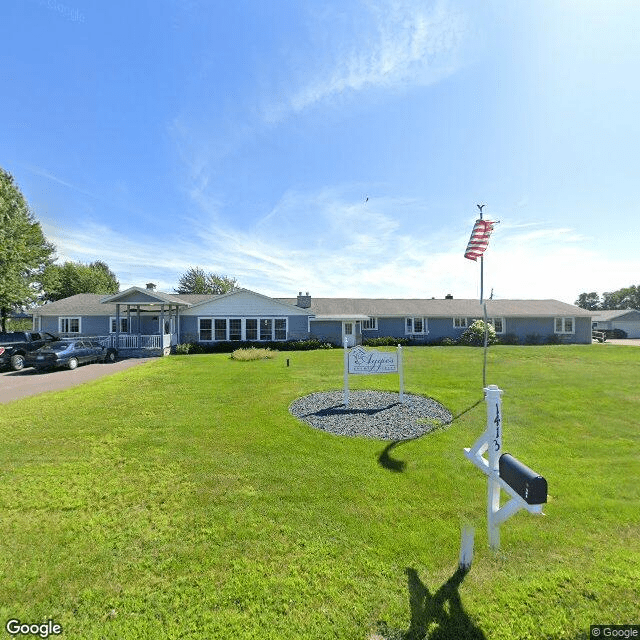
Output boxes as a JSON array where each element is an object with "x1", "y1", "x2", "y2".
[{"x1": 575, "y1": 286, "x2": 640, "y2": 310}]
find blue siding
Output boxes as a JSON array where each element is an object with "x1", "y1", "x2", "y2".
[
  {"x1": 309, "y1": 320, "x2": 342, "y2": 345},
  {"x1": 336, "y1": 315, "x2": 593, "y2": 345}
]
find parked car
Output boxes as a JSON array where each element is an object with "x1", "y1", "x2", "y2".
[
  {"x1": 0, "y1": 331, "x2": 59, "y2": 370},
  {"x1": 25, "y1": 339, "x2": 118, "y2": 371}
]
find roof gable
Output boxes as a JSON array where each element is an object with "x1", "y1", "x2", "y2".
[{"x1": 101, "y1": 287, "x2": 191, "y2": 306}]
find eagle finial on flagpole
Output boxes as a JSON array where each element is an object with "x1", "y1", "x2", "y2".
[{"x1": 477, "y1": 203, "x2": 485, "y2": 218}]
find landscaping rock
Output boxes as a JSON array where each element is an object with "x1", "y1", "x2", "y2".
[{"x1": 289, "y1": 390, "x2": 452, "y2": 440}]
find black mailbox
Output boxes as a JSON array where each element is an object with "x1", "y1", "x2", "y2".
[{"x1": 499, "y1": 453, "x2": 547, "y2": 505}]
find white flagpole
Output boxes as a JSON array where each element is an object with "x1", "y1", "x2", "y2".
[{"x1": 478, "y1": 204, "x2": 488, "y2": 389}]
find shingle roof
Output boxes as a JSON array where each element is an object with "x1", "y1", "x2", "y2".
[
  {"x1": 591, "y1": 309, "x2": 640, "y2": 321},
  {"x1": 32, "y1": 292, "x2": 593, "y2": 319},
  {"x1": 32, "y1": 292, "x2": 197, "y2": 316},
  {"x1": 277, "y1": 298, "x2": 593, "y2": 318}
]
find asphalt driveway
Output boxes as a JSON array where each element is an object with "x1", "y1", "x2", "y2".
[{"x1": 0, "y1": 358, "x2": 155, "y2": 404}]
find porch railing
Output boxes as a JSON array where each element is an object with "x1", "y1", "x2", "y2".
[{"x1": 73, "y1": 334, "x2": 170, "y2": 350}]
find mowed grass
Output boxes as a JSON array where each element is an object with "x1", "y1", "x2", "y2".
[{"x1": 0, "y1": 345, "x2": 638, "y2": 639}]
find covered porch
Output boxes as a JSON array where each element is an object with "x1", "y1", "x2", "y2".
[{"x1": 101, "y1": 284, "x2": 191, "y2": 355}]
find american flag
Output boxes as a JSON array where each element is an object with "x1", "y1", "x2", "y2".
[{"x1": 464, "y1": 219, "x2": 496, "y2": 261}]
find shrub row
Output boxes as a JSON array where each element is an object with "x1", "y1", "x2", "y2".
[{"x1": 175, "y1": 339, "x2": 335, "y2": 355}]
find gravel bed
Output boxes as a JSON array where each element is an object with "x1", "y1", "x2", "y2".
[{"x1": 289, "y1": 390, "x2": 453, "y2": 440}]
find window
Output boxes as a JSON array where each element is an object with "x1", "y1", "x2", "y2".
[
  {"x1": 362, "y1": 318, "x2": 378, "y2": 330},
  {"x1": 215, "y1": 319, "x2": 227, "y2": 341},
  {"x1": 453, "y1": 317, "x2": 468, "y2": 328},
  {"x1": 110, "y1": 317, "x2": 129, "y2": 333},
  {"x1": 199, "y1": 318, "x2": 212, "y2": 341},
  {"x1": 229, "y1": 319, "x2": 242, "y2": 341},
  {"x1": 198, "y1": 317, "x2": 288, "y2": 341},
  {"x1": 260, "y1": 319, "x2": 272, "y2": 341},
  {"x1": 489, "y1": 317, "x2": 505, "y2": 334},
  {"x1": 59, "y1": 317, "x2": 80, "y2": 334},
  {"x1": 406, "y1": 317, "x2": 427, "y2": 334},
  {"x1": 274, "y1": 318, "x2": 287, "y2": 340},
  {"x1": 246, "y1": 319, "x2": 258, "y2": 340},
  {"x1": 555, "y1": 317, "x2": 574, "y2": 334}
]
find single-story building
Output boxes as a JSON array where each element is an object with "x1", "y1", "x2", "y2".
[
  {"x1": 30, "y1": 284, "x2": 594, "y2": 353},
  {"x1": 591, "y1": 309, "x2": 640, "y2": 338}
]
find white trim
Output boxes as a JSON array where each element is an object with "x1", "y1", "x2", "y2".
[
  {"x1": 110, "y1": 316, "x2": 129, "y2": 333},
  {"x1": 198, "y1": 316, "x2": 289, "y2": 341},
  {"x1": 362, "y1": 317, "x2": 378, "y2": 331},
  {"x1": 405, "y1": 316, "x2": 428, "y2": 335},
  {"x1": 59, "y1": 316, "x2": 81, "y2": 334},
  {"x1": 554, "y1": 317, "x2": 575, "y2": 334},
  {"x1": 453, "y1": 317, "x2": 468, "y2": 328},
  {"x1": 488, "y1": 317, "x2": 505, "y2": 334}
]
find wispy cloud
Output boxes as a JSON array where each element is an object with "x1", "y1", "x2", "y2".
[
  {"x1": 264, "y1": 0, "x2": 468, "y2": 123},
  {"x1": 42, "y1": 187, "x2": 640, "y2": 304}
]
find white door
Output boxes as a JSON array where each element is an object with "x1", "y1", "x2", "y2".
[{"x1": 342, "y1": 321, "x2": 355, "y2": 347}]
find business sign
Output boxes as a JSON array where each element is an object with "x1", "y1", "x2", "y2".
[{"x1": 348, "y1": 346, "x2": 398, "y2": 375}]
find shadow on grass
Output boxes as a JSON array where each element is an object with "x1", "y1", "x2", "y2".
[
  {"x1": 377, "y1": 399, "x2": 483, "y2": 473},
  {"x1": 375, "y1": 567, "x2": 486, "y2": 640}
]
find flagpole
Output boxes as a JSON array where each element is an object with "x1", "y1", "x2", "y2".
[{"x1": 477, "y1": 204, "x2": 488, "y2": 388}]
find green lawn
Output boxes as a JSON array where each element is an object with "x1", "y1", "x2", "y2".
[{"x1": 1, "y1": 345, "x2": 638, "y2": 639}]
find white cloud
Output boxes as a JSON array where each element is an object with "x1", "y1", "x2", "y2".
[
  {"x1": 264, "y1": 0, "x2": 468, "y2": 123},
  {"x1": 42, "y1": 188, "x2": 640, "y2": 305}
]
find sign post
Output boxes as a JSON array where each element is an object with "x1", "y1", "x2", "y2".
[{"x1": 464, "y1": 385, "x2": 547, "y2": 550}]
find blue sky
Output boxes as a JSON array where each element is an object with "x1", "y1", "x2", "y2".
[{"x1": 3, "y1": 0, "x2": 639, "y2": 303}]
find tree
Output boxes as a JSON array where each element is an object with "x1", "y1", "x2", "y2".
[
  {"x1": 575, "y1": 292, "x2": 602, "y2": 310},
  {"x1": 175, "y1": 267, "x2": 237, "y2": 295},
  {"x1": 0, "y1": 168, "x2": 56, "y2": 331},
  {"x1": 41, "y1": 260, "x2": 120, "y2": 301}
]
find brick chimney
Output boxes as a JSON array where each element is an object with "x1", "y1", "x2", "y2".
[
  {"x1": 296, "y1": 291, "x2": 311, "y2": 308},
  {"x1": 146, "y1": 283, "x2": 157, "y2": 291}
]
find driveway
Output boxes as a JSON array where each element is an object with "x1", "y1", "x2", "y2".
[
  {"x1": 0, "y1": 358, "x2": 155, "y2": 404},
  {"x1": 601, "y1": 338, "x2": 640, "y2": 346}
]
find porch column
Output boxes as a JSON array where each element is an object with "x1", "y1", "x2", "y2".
[
  {"x1": 115, "y1": 304, "x2": 120, "y2": 349},
  {"x1": 137, "y1": 306, "x2": 141, "y2": 341}
]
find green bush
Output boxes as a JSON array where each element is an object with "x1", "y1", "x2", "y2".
[
  {"x1": 458, "y1": 319, "x2": 498, "y2": 347},
  {"x1": 172, "y1": 339, "x2": 335, "y2": 355},
  {"x1": 363, "y1": 337, "x2": 410, "y2": 347},
  {"x1": 498, "y1": 333, "x2": 519, "y2": 345},
  {"x1": 525, "y1": 333, "x2": 542, "y2": 345},
  {"x1": 427, "y1": 337, "x2": 457, "y2": 346}
]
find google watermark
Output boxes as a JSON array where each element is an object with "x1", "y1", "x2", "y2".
[
  {"x1": 591, "y1": 626, "x2": 640, "y2": 638},
  {"x1": 5, "y1": 619, "x2": 62, "y2": 638}
]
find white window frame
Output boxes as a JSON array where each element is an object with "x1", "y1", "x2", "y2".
[
  {"x1": 59, "y1": 317, "x2": 81, "y2": 334},
  {"x1": 405, "y1": 317, "x2": 428, "y2": 335},
  {"x1": 453, "y1": 317, "x2": 468, "y2": 328},
  {"x1": 555, "y1": 317, "x2": 575, "y2": 334},
  {"x1": 198, "y1": 317, "x2": 288, "y2": 341},
  {"x1": 110, "y1": 317, "x2": 129, "y2": 333},
  {"x1": 362, "y1": 318, "x2": 378, "y2": 331},
  {"x1": 488, "y1": 317, "x2": 505, "y2": 334},
  {"x1": 198, "y1": 318, "x2": 213, "y2": 341}
]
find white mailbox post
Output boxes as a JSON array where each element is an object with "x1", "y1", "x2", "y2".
[{"x1": 464, "y1": 385, "x2": 547, "y2": 550}]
